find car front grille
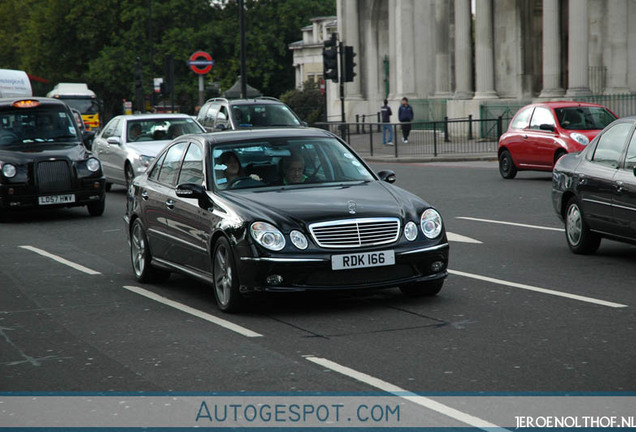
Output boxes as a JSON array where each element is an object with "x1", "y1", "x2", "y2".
[
  {"x1": 36, "y1": 160, "x2": 73, "y2": 193},
  {"x1": 309, "y1": 218, "x2": 400, "y2": 249}
]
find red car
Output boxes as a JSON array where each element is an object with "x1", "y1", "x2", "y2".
[{"x1": 497, "y1": 101, "x2": 617, "y2": 179}]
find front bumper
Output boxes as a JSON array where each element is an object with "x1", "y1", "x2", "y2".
[
  {"x1": 235, "y1": 242, "x2": 450, "y2": 293},
  {"x1": 0, "y1": 179, "x2": 105, "y2": 210}
]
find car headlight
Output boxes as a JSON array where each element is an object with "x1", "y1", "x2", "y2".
[
  {"x1": 1, "y1": 163, "x2": 17, "y2": 178},
  {"x1": 404, "y1": 221, "x2": 418, "y2": 241},
  {"x1": 86, "y1": 157, "x2": 100, "y2": 172},
  {"x1": 250, "y1": 221, "x2": 286, "y2": 251},
  {"x1": 138, "y1": 155, "x2": 154, "y2": 169},
  {"x1": 290, "y1": 230, "x2": 308, "y2": 250},
  {"x1": 570, "y1": 133, "x2": 589, "y2": 146},
  {"x1": 421, "y1": 209, "x2": 443, "y2": 239}
]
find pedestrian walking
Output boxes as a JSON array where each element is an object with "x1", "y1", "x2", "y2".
[
  {"x1": 398, "y1": 97, "x2": 414, "y2": 143},
  {"x1": 380, "y1": 99, "x2": 393, "y2": 146}
]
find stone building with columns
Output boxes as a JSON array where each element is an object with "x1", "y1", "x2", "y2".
[{"x1": 325, "y1": 0, "x2": 636, "y2": 123}]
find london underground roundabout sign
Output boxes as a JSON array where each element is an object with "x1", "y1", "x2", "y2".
[{"x1": 188, "y1": 51, "x2": 214, "y2": 75}]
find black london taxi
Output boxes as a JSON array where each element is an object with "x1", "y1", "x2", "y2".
[{"x1": 0, "y1": 97, "x2": 105, "y2": 216}]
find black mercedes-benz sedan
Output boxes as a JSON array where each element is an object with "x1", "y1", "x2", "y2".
[
  {"x1": 125, "y1": 128, "x2": 449, "y2": 312},
  {"x1": 552, "y1": 116, "x2": 636, "y2": 254},
  {"x1": 0, "y1": 97, "x2": 105, "y2": 216}
]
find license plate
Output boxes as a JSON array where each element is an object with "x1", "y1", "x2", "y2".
[
  {"x1": 331, "y1": 250, "x2": 395, "y2": 270},
  {"x1": 38, "y1": 194, "x2": 76, "y2": 205}
]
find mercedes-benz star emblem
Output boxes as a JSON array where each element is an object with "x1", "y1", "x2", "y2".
[{"x1": 347, "y1": 200, "x2": 357, "y2": 214}]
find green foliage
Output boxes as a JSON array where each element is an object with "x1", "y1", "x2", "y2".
[
  {"x1": 0, "y1": 0, "x2": 335, "y2": 120},
  {"x1": 280, "y1": 80, "x2": 325, "y2": 126}
]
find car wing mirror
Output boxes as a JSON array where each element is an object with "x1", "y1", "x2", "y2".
[
  {"x1": 176, "y1": 183, "x2": 207, "y2": 199},
  {"x1": 106, "y1": 136, "x2": 121, "y2": 145},
  {"x1": 377, "y1": 170, "x2": 396, "y2": 184},
  {"x1": 540, "y1": 123, "x2": 556, "y2": 132}
]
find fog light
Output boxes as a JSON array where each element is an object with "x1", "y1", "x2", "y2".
[
  {"x1": 266, "y1": 275, "x2": 283, "y2": 285},
  {"x1": 431, "y1": 261, "x2": 444, "y2": 272},
  {"x1": 94, "y1": 182, "x2": 101, "y2": 189}
]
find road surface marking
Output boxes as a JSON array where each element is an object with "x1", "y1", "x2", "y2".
[
  {"x1": 447, "y1": 232, "x2": 482, "y2": 244},
  {"x1": 123, "y1": 285, "x2": 262, "y2": 338},
  {"x1": 448, "y1": 269, "x2": 627, "y2": 308},
  {"x1": 304, "y1": 355, "x2": 506, "y2": 432},
  {"x1": 19, "y1": 245, "x2": 101, "y2": 275},
  {"x1": 456, "y1": 216, "x2": 564, "y2": 232}
]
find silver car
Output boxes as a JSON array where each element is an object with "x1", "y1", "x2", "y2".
[{"x1": 92, "y1": 114, "x2": 205, "y2": 190}]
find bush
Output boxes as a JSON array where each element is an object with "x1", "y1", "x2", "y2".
[{"x1": 280, "y1": 80, "x2": 325, "y2": 126}]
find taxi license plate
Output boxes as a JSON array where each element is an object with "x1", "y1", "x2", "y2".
[
  {"x1": 331, "y1": 250, "x2": 395, "y2": 270},
  {"x1": 38, "y1": 194, "x2": 76, "y2": 205}
]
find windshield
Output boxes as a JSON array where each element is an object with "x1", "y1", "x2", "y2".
[
  {"x1": 0, "y1": 106, "x2": 79, "y2": 146},
  {"x1": 230, "y1": 104, "x2": 302, "y2": 128},
  {"x1": 127, "y1": 118, "x2": 204, "y2": 142},
  {"x1": 555, "y1": 106, "x2": 617, "y2": 131},
  {"x1": 212, "y1": 137, "x2": 375, "y2": 190},
  {"x1": 59, "y1": 97, "x2": 100, "y2": 115}
]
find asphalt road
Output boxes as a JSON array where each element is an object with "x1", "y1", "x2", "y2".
[{"x1": 1, "y1": 161, "x2": 634, "y2": 402}]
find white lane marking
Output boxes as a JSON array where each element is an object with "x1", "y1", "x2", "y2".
[
  {"x1": 447, "y1": 232, "x2": 482, "y2": 244},
  {"x1": 456, "y1": 216, "x2": 564, "y2": 232},
  {"x1": 123, "y1": 285, "x2": 262, "y2": 338},
  {"x1": 448, "y1": 269, "x2": 627, "y2": 308},
  {"x1": 19, "y1": 245, "x2": 101, "y2": 275},
  {"x1": 304, "y1": 355, "x2": 506, "y2": 431}
]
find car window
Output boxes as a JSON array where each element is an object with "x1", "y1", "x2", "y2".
[
  {"x1": 215, "y1": 106, "x2": 230, "y2": 129},
  {"x1": 556, "y1": 106, "x2": 617, "y2": 131},
  {"x1": 126, "y1": 118, "x2": 203, "y2": 142},
  {"x1": 177, "y1": 143, "x2": 204, "y2": 186},
  {"x1": 510, "y1": 107, "x2": 533, "y2": 129},
  {"x1": 624, "y1": 129, "x2": 636, "y2": 169},
  {"x1": 211, "y1": 137, "x2": 374, "y2": 190},
  {"x1": 203, "y1": 103, "x2": 220, "y2": 127},
  {"x1": 529, "y1": 107, "x2": 555, "y2": 130},
  {"x1": 231, "y1": 104, "x2": 302, "y2": 128},
  {"x1": 591, "y1": 122, "x2": 632, "y2": 166},
  {"x1": 157, "y1": 142, "x2": 187, "y2": 186},
  {"x1": 148, "y1": 151, "x2": 167, "y2": 181},
  {"x1": 100, "y1": 118, "x2": 119, "y2": 139},
  {"x1": 0, "y1": 104, "x2": 79, "y2": 146}
]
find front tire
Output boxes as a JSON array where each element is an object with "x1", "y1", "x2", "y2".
[
  {"x1": 87, "y1": 197, "x2": 105, "y2": 216},
  {"x1": 400, "y1": 279, "x2": 444, "y2": 297},
  {"x1": 212, "y1": 237, "x2": 244, "y2": 313},
  {"x1": 499, "y1": 150, "x2": 517, "y2": 179},
  {"x1": 565, "y1": 197, "x2": 601, "y2": 254},
  {"x1": 130, "y1": 219, "x2": 170, "y2": 283}
]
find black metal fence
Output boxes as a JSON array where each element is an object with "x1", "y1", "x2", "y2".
[{"x1": 315, "y1": 116, "x2": 504, "y2": 158}]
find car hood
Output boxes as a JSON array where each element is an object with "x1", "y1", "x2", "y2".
[
  {"x1": 126, "y1": 141, "x2": 171, "y2": 157},
  {"x1": 216, "y1": 181, "x2": 430, "y2": 229},
  {"x1": 0, "y1": 143, "x2": 89, "y2": 163}
]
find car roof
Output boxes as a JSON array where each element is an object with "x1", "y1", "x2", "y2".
[
  {"x1": 202, "y1": 97, "x2": 286, "y2": 106},
  {"x1": 0, "y1": 96, "x2": 70, "y2": 109},
  {"x1": 114, "y1": 113, "x2": 196, "y2": 121},
  {"x1": 528, "y1": 101, "x2": 610, "y2": 109},
  {"x1": 187, "y1": 127, "x2": 335, "y2": 146}
]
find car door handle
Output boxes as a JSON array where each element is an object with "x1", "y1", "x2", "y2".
[
  {"x1": 165, "y1": 199, "x2": 175, "y2": 209},
  {"x1": 141, "y1": 191, "x2": 149, "y2": 200},
  {"x1": 615, "y1": 181, "x2": 625, "y2": 193}
]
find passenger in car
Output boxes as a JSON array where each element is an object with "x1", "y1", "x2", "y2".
[
  {"x1": 281, "y1": 154, "x2": 308, "y2": 185},
  {"x1": 168, "y1": 124, "x2": 183, "y2": 139}
]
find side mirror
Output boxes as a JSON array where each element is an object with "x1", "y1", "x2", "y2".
[
  {"x1": 540, "y1": 123, "x2": 556, "y2": 132},
  {"x1": 176, "y1": 183, "x2": 207, "y2": 199},
  {"x1": 302, "y1": 121, "x2": 308, "y2": 127},
  {"x1": 106, "y1": 136, "x2": 121, "y2": 145},
  {"x1": 377, "y1": 170, "x2": 396, "y2": 184}
]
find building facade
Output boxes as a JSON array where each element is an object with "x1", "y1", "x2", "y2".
[
  {"x1": 289, "y1": 16, "x2": 337, "y2": 90},
  {"x1": 315, "y1": 0, "x2": 636, "y2": 123}
]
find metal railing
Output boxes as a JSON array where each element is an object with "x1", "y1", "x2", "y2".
[{"x1": 316, "y1": 116, "x2": 505, "y2": 158}]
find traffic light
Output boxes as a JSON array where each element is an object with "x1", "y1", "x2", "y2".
[
  {"x1": 323, "y1": 33, "x2": 339, "y2": 83},
  {"x1": 344, "y1": 46, "x2": 357, "y2": 82}
]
